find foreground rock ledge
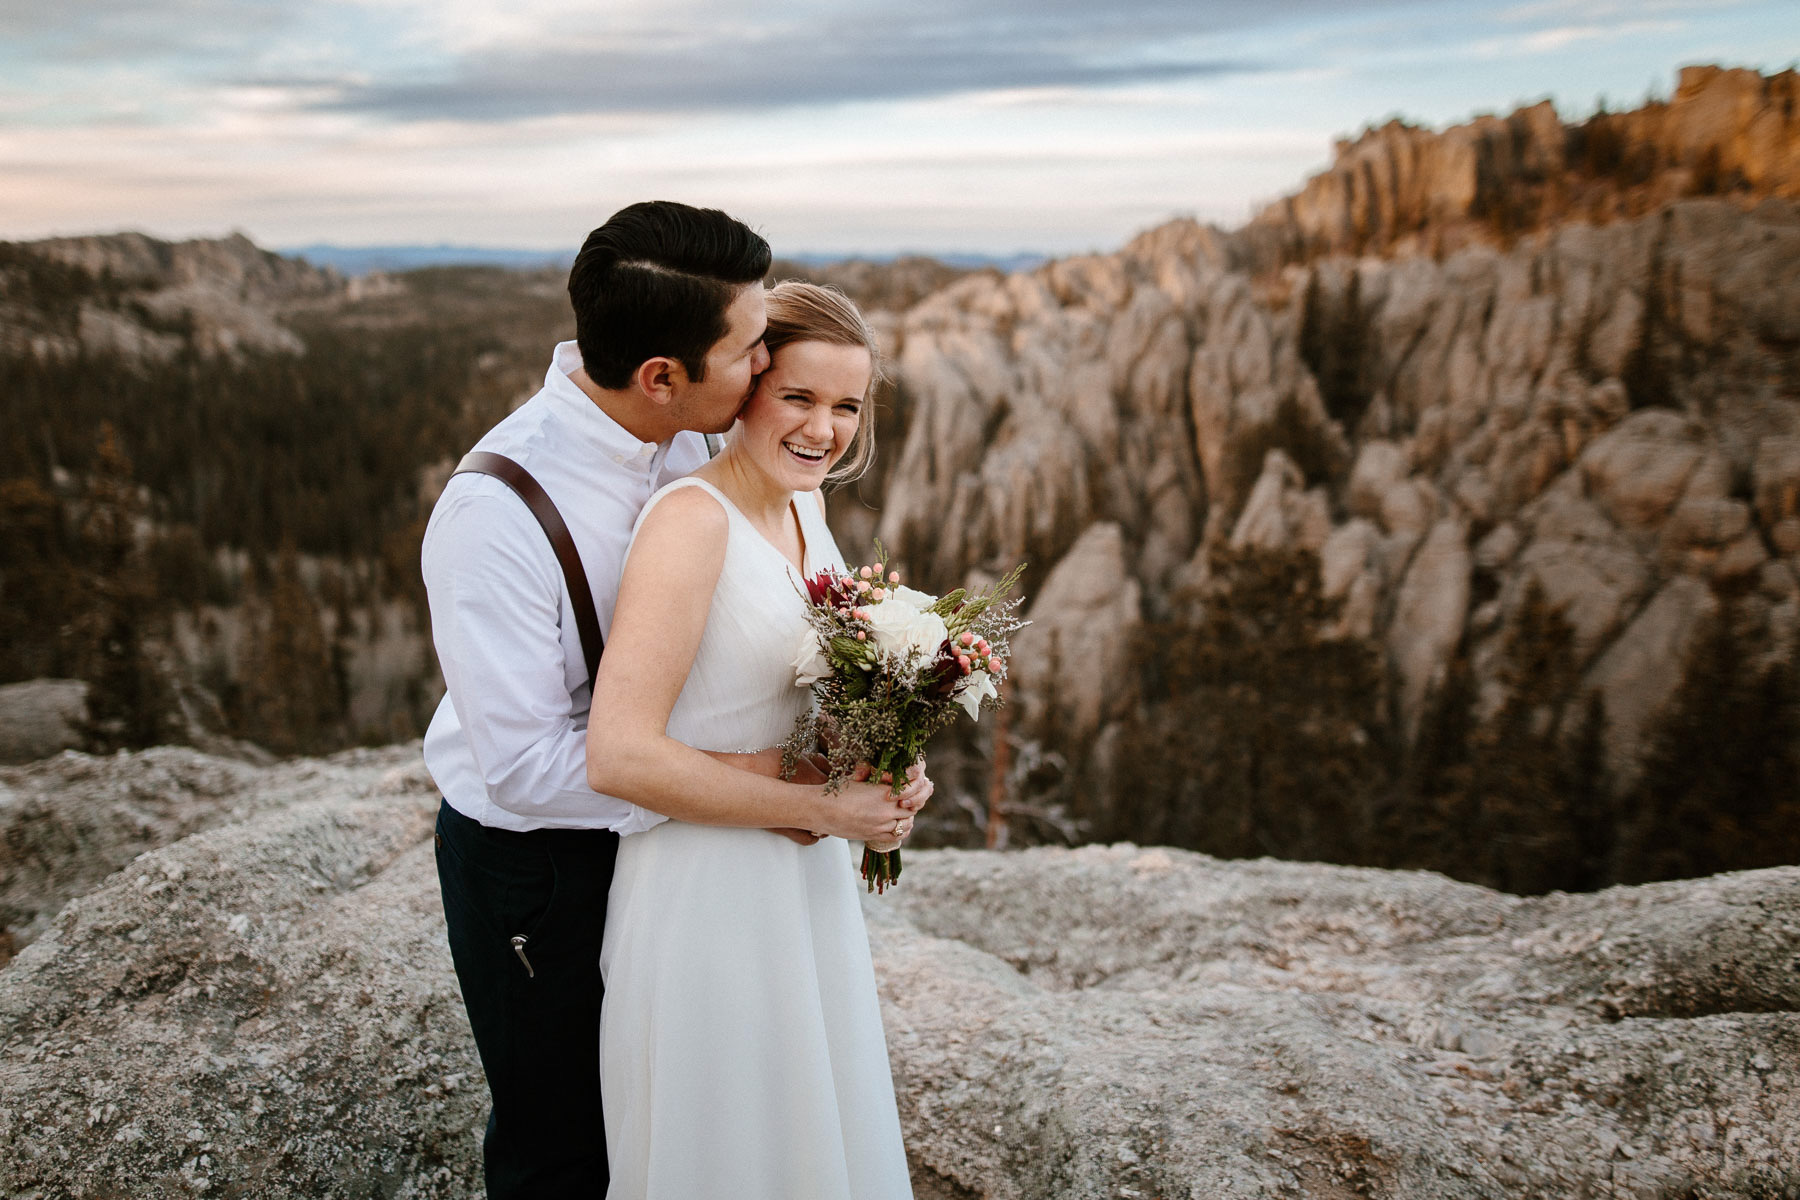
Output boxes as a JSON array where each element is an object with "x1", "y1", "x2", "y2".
[{"x1": 1, "y1": 748, "x2": 1795, "y2": 1198}]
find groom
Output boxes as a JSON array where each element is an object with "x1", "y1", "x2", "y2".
[{"x1": 421, "y1": 201, "x2": 928, "y2": 1199}]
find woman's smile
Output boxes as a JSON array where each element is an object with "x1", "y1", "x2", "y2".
[{"x1": 737, "y1": 339, "x2": 873, "y2": 488}]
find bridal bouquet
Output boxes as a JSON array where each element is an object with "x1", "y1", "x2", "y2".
[{"x1": 785, "y1": 545, "x2": 1026, "y2": 893}]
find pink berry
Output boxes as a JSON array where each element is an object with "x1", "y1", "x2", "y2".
[
  {"x1": 856, "y1": 631, "x2": 867, "y2": 641},
  {"x1": 957, "y1": 655, "x2": 971, "y2": 673},
  {"x1": 959, "y1": 632, "x2": 974, "y2": 647},
  {"x1": 888, "y1": 571, "x2": 899, "y2": 583},
  {"x1": 871, "y1": 588, "x2": 887, "y2": 602},
  {"x1": 987, "y1": 655, "x2": 1001, "y2": 672},
  {"x1": 873, "y1": 562, "x2": 884, "y2": 574},
  {"x1": 859, "y1": 566, "x2": 872, "y2": 579},
  {"x1": 976, "y1": 639, "x2": 990, "y2": 654}
]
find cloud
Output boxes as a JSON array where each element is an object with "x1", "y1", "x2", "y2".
[
  {"x1": 314, "y1": 51, "x2": 1254, "y2": 121},
  {"x1": 0, "y1": 0, "x2": 293, "y2": 60},
  {"x1": 302, "y1": 0, "x2": 1375, "y2": 120}
]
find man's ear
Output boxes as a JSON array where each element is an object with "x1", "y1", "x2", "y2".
[{"x1": 633, "y1": 356, "x2": 688, "y2": 406}]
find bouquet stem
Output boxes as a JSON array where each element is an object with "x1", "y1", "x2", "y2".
[
  {"x1": 861, "y1": 845, "x2": 902, "y2": 894},
  {"x1": 859, "y1": 749, "x2": 915, "y2": 894}
]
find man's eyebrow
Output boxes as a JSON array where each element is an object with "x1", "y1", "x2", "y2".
[{"x1": 781, "y1": 385, "x2": 815, "y2": 396}]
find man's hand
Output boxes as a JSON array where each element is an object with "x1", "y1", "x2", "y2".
[{"x1": 770, "y1": 753, "x2": 832, "y2": 845}]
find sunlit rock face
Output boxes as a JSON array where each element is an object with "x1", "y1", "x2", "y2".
[
  {"x1": 1245, "y1": 64, "x2": 1800, "y2": 265},
  {"x1": 1, "y1": 747, "x2": 1794, "y2": 1199},
  {"x1": 874, "y1": 68, "x2": 1800, "y2": 783}
]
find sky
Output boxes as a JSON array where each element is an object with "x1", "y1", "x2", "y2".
[{"x1": 2, "y1": 0, "x2": 1796, "y2": 257}]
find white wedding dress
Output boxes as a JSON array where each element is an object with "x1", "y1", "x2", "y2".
[{"x1": 598, "y1": 476, "x2": 913, "y2": 1200}]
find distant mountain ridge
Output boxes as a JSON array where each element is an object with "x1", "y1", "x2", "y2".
[
  {"x1": 281, "y1": 243, "x2": 574, "y2": 275},
  {"x1": 281, "y1": 243, "x2": 1046, "y2": 278}
]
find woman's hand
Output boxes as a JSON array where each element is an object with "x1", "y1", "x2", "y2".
[
  {"x1": 815, "y1": 775, "x2": 917, "y2": 843},
  {"x1": 854, "y1": 761, "x2": 933, "y2": 815},
  {"x1": 897, "y1": 761, "x2": 933, "y2": 815},
  {"x1": 776, "y1": 755, "x2": 928, "y2": 847}
]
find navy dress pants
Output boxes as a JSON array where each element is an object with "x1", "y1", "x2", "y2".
[{"x1": 434, "y1": 799, "x2": 620, "y2": 1199}]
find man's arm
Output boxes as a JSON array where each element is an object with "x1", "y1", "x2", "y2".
[
  {"x1": 585, "y1": 486, "x2": 916, "y2": 841},
  {"x1": 425, "y1": 483, "x2": 633, "y2": 824}
]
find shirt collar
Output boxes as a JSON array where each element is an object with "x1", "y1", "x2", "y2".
[{"x1": 545, "y1": 340, "x2": 668, "y2": 469}]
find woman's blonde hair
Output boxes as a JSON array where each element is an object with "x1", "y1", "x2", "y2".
[{"x1": 762, "y1": 280, "x2": 885, "y2": 484}]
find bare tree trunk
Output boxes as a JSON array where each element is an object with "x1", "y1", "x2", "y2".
[{"x1": 986, "y1": 678, "x2": 1010, "y2": 850}]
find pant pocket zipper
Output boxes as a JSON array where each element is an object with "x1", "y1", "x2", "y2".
[{"x1": 511, "y1": 935, "x2": 535, "y2": 978}]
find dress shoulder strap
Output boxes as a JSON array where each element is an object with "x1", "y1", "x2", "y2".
[
  {"x1": 635, "y1": 475, "x2": 736, "y2": 531},
  {"x1": 794, "y1": 489, "x2": 842, "y2": 573}
]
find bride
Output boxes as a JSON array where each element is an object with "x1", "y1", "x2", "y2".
[{"x1": 586, "y1": 281, "x2": 915, "y2": 1199}]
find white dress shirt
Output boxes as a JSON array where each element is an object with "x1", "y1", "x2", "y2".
[{"x1": 422, "y1": 340, "x2": 709, "y2": 833}]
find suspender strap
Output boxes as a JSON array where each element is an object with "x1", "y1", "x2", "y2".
[{"x1": 451, "y1": 451, "x2": 604, "y2": 686}]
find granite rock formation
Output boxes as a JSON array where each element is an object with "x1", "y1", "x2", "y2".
[
  {"x1": 874, "y1": 67, "x2": 1800, "y2": 790},
  {"x1": 5, "y1": 231, "x2": 342, "y2": 359},
  {"x1": 1245, "y1": 64, "x2": 1800, "y2": 264},
  {"x1": 1, "y1": 747, "x2": 1795, "y2": 1198},
  {"x1": 0, "y1": 680, "x2": 86, "y2": 766}
]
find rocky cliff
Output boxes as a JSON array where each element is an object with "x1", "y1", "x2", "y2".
[
  {"x1": 2, "y1": 231, "x2": 342, "y2": 360},
  {"x1": 1, "y1": 747, "x2": 1795, "y2": 1198},
  {"x1": 874, "y1": 66, "x2": 1800, "y2": 800},
  {"x1": 1245, "y1": 64, "x2": 1800, "y2": 264}
]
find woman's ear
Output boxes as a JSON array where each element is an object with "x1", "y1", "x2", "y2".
[{"x1": 633, "y1": 356, "x2": 688, "y2": 406}]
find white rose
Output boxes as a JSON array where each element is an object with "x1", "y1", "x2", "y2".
[
  {"x1": 952, "y1": 669, "x2": 998, "y2": 721},
  {"x1": 890, "y1": 584, "x2": 939, "y2": 611},
  {"x1": 865, "y1": 598, "x2": 949, "y2": 663},
  {"x1": 791, "y1": 627, "x2": 831, "y2": 687}
]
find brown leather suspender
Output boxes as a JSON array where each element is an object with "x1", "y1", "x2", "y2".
[{"x1": 451, "y1": 451, "x2": 604, "y2": 686}]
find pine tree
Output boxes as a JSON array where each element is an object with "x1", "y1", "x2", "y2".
[
  {"x1": 0, "y1": 476, "x2": 82, "y2": 680},
  {"x1": 1111, "y1": 545, "x2": 1389, "y2": 864},
  {"x1": 235, "y1": 540, "x2": 344, "y2": 755},
  {"x1": 1558, "y1": 689, "x2": 1616, "y2": 889},
  {"x1": 1621, "y1": 603, "x2": 1800, "y2": 882},
  {"x1": 73, "y1": 423, "x2": 172, "y2": 749},
  {"x1": 1462, "y1": 581, "x2": 1586, "y2": 893},
  {"x1": 1299, "y1": 269, "x2": 1371, "y2": 430},
  {"x1": 1391, "y1": 645, "x2": 1478, "y2": 875}
]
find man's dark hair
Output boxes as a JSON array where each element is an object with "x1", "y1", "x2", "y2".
[{"x1": 568, "y1": 201, "x2": 771, "y2": 389}]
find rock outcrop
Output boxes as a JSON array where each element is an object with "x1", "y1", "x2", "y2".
[
  {"x1": 1, "y1": 231, "x2": 341, "y2": 359},
  {"x1": 882, "y1": 846, "x2": 1800, "y2": 1199},
  {"x1": 874, "y1": 68, "x2": 1800, "y2": 790},
  {"x1": 0, "y1": 679, "x2": 86, "y2": 765},
  {"x1": 1, "y1": 746, "x2": 1795, "y2": 1198},
  {"x1": 1246, "y1": 65, "x2": 1800, "y2": 264}
]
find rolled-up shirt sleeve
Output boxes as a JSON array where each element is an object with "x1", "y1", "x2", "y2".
[{"x1": 423, "y1": 482, "x2": 667, "y2": 833}]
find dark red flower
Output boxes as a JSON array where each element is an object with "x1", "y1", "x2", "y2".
[
  {"x1": 805, "y1": 568, "x2": 844, "y2": 606},
  {"x1": 925, "y1": 644, "x2": 961, "y2": 698}
]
